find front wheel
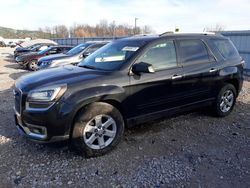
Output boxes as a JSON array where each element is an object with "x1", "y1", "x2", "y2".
[
  {"x1": 71, "y1": 102, "x2": 124, "y2": 157},
  {"x1": 213, "y1": 83, "x2": 236, "y2": 117},
  {"x1": 28, "y1": 60, "x2": 38, "y2": 71}
]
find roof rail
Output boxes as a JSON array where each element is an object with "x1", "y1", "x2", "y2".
[
  {"x1": 131, "y1": 33, "x2": 155, "y2": 37},
  {"x1": 174, "y1": 32, "x2": 217, "y2": 35},
  {"x1": 159, "y1": 31, "x2": 174, "y2": 36},
  {"x1": 159, "y1": 31, "x2": 220, "y2": 36}
]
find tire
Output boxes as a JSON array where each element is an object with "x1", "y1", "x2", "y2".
[
  {"x1": 213, "y1": 83, "x2": 236, "y2": 117},
  {"x1": 28, "y1": 60, "x2": 38, "y2": 71},
  {"x1": 71, "y1": 102, "x2": 125, "y2": 157}
]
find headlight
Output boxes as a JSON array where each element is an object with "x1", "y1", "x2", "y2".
[
  {"x1": 15, "y1": 57, "x2": 21, "y2": 61},
  {"x1": 41, "y1": 60, "x2": 52, "y2": 66},
  {"x1": 27, "y1": 84, "x2": 67, "y2": 102}
]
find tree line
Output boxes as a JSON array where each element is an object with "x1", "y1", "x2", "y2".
[{"x1": 38, "y1": 20, "x2": 155, "y2": 38}]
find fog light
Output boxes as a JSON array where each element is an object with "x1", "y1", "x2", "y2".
[
  {"x1": 31, "y1": 128, "x2": 41, "y2": 134},
  {"x1": 26, "y1": 124, "x2": 46, "y2": 135}
]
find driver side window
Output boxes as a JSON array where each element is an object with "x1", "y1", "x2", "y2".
[
  {"x1": 49, "y1": 49, "x2": 58, "y2": 54},
  {"x1": 138, "y1": 40, "x2": 177, "y2": 71}
]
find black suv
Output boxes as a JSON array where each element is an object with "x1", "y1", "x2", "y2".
[{"x1": 14, "y1": 33, "x2": 244, "y2": 157}]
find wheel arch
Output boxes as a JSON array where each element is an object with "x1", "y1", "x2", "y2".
[
  {"x1": 225, "y1": 78, "x2": 240, "y2": 96},
  {"x1": 68, "y1": 98, "x2": 126, "y2": 140}
]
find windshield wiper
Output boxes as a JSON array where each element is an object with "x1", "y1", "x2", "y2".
[{"x1": 79, "y1": 65, "x2": 97, "y2": 70}]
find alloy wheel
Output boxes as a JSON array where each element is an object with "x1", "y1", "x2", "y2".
[
  {"x1": 83, "y1": 114, "x2": 117, "y2": 150},
  {"x1": 29, "y1": 61, "x2": 37, "y2": 71},
  {"x1": 220, "y1": 89, "x2": 234, "y2": 113}
]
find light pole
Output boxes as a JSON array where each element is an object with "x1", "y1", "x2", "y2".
[
  {"x1": 112, "y1": 20, "x2": 116, "y2": 38},
  {"x1": 134, "y1": 17, "x2": 138, "y2": 35}
]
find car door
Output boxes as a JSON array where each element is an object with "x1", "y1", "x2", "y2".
[
  {"x1": 176, "y1": 39, "x2": 220, "y2": 103},
  {"x1": 128, "y1": 39, "x2": 187, "y2": 117}
]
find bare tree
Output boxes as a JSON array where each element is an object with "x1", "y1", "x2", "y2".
[
  {"x1": 204, "y1": 24, "x2": 226, "y2": 32},
  {"x1": 53, "y1": 25, "x2": 69, "y2": 38},
  {"x1": 40, "y1": 20, "x2": 155, "y2": 38},
  {"x1": 141, "y1": 25, "x2": 154, "y2": 34}
]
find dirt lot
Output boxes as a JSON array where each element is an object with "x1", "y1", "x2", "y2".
[{"x1": 0, "y1": 47, "x2": 249, "y2": 187}]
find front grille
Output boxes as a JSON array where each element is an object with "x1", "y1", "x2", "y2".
[{"x1": 14, "y1": 88, "x2": 22, "y2": 114}]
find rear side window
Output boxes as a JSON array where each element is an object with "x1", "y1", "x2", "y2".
[
  {"x1": 178, "y1": 39, "x2": 210, "y2": 65},
  {"x1": 211, "y1": 39, "x2": 239, "y2": 59}
]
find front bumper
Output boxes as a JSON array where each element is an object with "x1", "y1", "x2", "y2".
[
  {"x1": 14, "y1": 107, "x2": 70, "y2": 143},
  {"x1": 15, "y1": 58, "x2": 26, "y2": 65}
]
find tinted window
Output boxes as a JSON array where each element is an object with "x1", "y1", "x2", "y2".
[
  {"x1": 138, "y1": 40, "x2": 177, "y2": 70},
  {"x1": 48, "y1": 48, "x2": 58, "y2": 54},
  {"x1": 212, "y1": 39, "x2": 239, "y2": 59},
  {"x1": 38, "y1": 46, "x2": 53, "y2": 55},
  {"x1": 179, "y1": 40, "x2": 210, "y2": 64},
  {"x1": 38, "y1": 45, "x2": 49, "y2": 51},
  {"x1": 85, "y1": 44, "x2": 105, "y2": 54},
  {"x1": 66, "y1": 43, "x2": 92, "y2": 56},
  {"x1": 62, "y1": 47, "x2": 71, "y2": 53}
]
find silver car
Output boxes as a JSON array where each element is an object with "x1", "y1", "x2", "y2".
[{"x1": 37, "y1": 42, "x2": 109, "y2": 69}]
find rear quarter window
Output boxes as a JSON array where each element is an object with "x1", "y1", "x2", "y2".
[
  {"x1": 178, "y1": 39, "x2": 211, "y2": 65},
  {"x1": 211, "y1": 39, "x2": 239, "y2": 59}
]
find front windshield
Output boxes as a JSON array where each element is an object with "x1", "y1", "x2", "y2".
[
  {"x1": 78, "y1": 40, "x2": 146, "y2": 71},
  {"x1": 66, "y1": 43, "x2": 91, "y2": 56},
  {"x1": 38, "y1": 46, "x2": 52, "y2": 55},
  {"x1": 29, "y1": 44, "x2": 41, "y2": 50}
]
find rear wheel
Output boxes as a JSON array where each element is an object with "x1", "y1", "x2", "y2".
[
  {"x1": 71, "y1": 102, "x2": 124, "y2": 157},
  {"x1": 28, "y1": 60, "x2": 38, "y2": 71},
  {"x1": 213, "y1": 84, "x2": 236, "y2": 117}
]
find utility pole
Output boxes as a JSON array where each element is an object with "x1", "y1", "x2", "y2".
[
  {"x1": 134, "y1": 18, "x2": 138, "y2": 35},
  {"x1": 112, "y1": 20, "x2": 116, "y2": 38}
]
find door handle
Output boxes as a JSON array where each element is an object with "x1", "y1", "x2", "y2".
[
  {"x1": 209, "y1": 68, "x2": 217, "y2": 73},
  {"x1": 171, "y1": 75, "x2": 182, "y2": 80}
]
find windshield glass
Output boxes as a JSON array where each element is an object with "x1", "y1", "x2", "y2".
[
  {"x1": 29, "y1": 44, "x2": 42, "y2": 50},
  {"x1": 78, "y1": 40, "x2": 146, "y2": 71},
  {"x1": 66, "y1": 43, "x2": 92, "y2": 56},
  {"x1": 27, "y1": 44, "x2": 40, "y2": 50},
  {"x1": 38, "y1": 46, "x2": 53, "y2": 55}
]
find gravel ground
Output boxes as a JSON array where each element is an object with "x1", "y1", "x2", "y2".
[{"x1": 0, "y1": 47, "x2": 250, "y2": 187}]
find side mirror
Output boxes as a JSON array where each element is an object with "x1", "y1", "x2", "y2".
[
  {"x1": 83, "y1": 52, "x2": 91, "y2": 57},
  {"x1": 132, "y1": 62, "x2": 155, "y2": 74}
]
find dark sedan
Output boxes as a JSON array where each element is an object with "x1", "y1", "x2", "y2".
[
  {"x1": 14, "y1": 43, "x2": 56, "y2": 58},
  {"x1": 15, "y1": 45, "x2": 73, "y2": 71}
]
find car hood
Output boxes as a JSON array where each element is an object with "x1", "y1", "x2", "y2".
[
  {"x1": 17, "y1": 52, "x2": 38, "y2": 60},
  {"x1": 15, "y1": 48, "x2": 31, "y2": 53},
  {"x1": 38, "y1": 53, "x2": 69, "y2": 62},
  {"x1": 15, "y1": 65, "x2": 107, "y2": 92}
]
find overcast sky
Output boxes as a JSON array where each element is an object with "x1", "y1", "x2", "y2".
[{"x1": 0, "y1": 0, "x2": 249, "y2": 33}]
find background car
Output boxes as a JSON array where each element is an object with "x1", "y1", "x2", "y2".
[
  {"x1": 15, "y1": 45, "x2": 73, "y2": 70},
  {"x1": 0, "y1": 41, "x2": 6, "y2": 47},
  {"x1": 37, "y1": 41, "x2": 109, "y2": 69},
  {"x1": 14, "y1": 43, "x2": 57, "y2": 58},
  {"x1": 8, "y1": 41, "x2": 17, "y2": 48}
]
